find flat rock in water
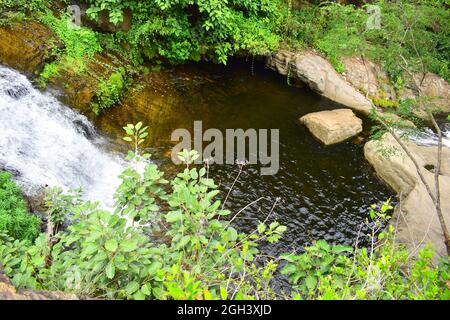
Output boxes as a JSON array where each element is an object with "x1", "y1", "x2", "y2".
[{"x1": 300, "y1": 109, "x2": 363, "y2": 145}]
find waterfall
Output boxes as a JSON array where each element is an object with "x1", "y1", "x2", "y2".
[
  {"x1": 408, "y1": 124, "x2": 450, "y2": 148},
  {"x1": 0, "y1": 65, "x2": 125, "y2": 209}
]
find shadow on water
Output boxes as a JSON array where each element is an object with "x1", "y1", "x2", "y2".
[{"x1": 96, "y1": 59, "x2": 394, "y2": 262}]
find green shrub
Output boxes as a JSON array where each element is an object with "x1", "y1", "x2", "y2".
[
  {"x1": 284, "y1": 1, "x2": 449, "y2": 79},
  {"x1": 1, "y1": 125, "x2": 448, "y2": 300},
  {"x1": 38, "y1": 62, "x2": 60, "y2": 87},
  {"x1": 371, "y1": 97, "x2": 399, "y2": 109},
  {"x1": 92, "y1": 68, "x2": 125, "y2": 114},
  {"x1": 0, "y1": 172, "x2": 41, "y2": 242},
  {"x1": 281, "y1": 200, "x2": 450, "y2": 300},
  {"x1": 38, "y1": 11, "x2": 102, "y2": 85},
  {"x1": 0, "y1": 0, "x2": 47, "y2": 15},
  {"x1": 0, "y1": 0, "x2": 47, "y2": 26},
  {"x1": 0, "y1": 124, "x2": 285, "y2": 299},
  {"x1": 84, "y1": 0, "x2": 283, "y2": 64}
]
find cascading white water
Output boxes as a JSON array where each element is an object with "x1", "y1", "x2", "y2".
[
  {"x1": 0, "y1": 65, "x2": 126, "y2": 208},
  {"x1": 408, "y1": 124, "x2": 450, "y2": 148}
]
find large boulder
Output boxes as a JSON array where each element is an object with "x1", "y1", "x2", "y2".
[
  {"x1": 300, "y1": 109, "x2": 363, "y2": 145},
  {"x1": 267, "y1": 50, "x2": 373, "y2": 114},
  {"x1": 364, "y1": 133, "x2": 450, "y2": 258}
]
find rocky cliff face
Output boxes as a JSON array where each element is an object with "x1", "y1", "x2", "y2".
[
  {"x1": 342, "y1": 56, "x2": 450, "y2": 118},
  {"x1": 0, "y1": 21, "x2": 54, "y2": 75},
  {"x1": 342, "y1": 56, "x2": 397, "y2": 102},
  {"x1": 267, "y1": 49, "x2": 450, "y2": 121},
  {"x1": 398, "y1": 73, "x2": 450, "y2": 117},
  {"x1": 0, "y1": 20, "x2": 129, "y2": 116}
]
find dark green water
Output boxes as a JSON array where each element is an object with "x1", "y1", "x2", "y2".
[{"x1": 96, "y1": 60, "x2": 393, "y2": 258}]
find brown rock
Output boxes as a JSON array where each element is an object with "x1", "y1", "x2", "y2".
[
  {"x1": 399, "y1": 73, "x2": 450, "y2": 117},
  {"x1": 300, "y1": 109, "x2": 363, "y2": 145},
  {"x1": 364, "y1": 133, "x2": 450, "y2": 258},
  {"x1": 342, "y1": 56, "x2": 396, "y2": 102},
  {"x1": 0, "y1": 21, "x2": 54, "y2": 74},
  {"x1": 267, "y1": 50, "x2": 373, "y2": 114}
]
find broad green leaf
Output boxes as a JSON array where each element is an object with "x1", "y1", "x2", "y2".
[
  {"x1": 133, "y1": 291, "x2": 146, "y2": 300},
  {"x1": 220, "y1": 286, "x2": 228, "y2": 300},
  {"x1": 135, "y1": 122, "x2": 142, "y2": 130},
  {"x1": 146, "y1": 261, "x2": 162, "y2": 276},
  {"x1": 141, "y1": 283, "x2": 151, "y2": 296},
  {"x1": 166, "y1": 211, "x2": 182, "y2": 222},
  {"x1": 106, "y1": 262, "x2": 115, "y2": 279},
  {"x1": 280, "y1": 264, "x2": 297, "y2": 275},
  {"x1": 257, "y1": 223, "x2": 266, "y2": 234},
  {"x1": 305, "y1": 275, "x2": 317, "y2": 291},
  {"x1": 125, "y1": 281, "x2": 140, "y2": 295},
  {"x1": 120, "y1": 238, "x2": 138, "y2": 252},
  {"x1": 105, "y1": 239, "x2": 118, "y2": 252},
  {"x1": 332, "y1": 245, "x2": 352, "y2": 254},
  {"x1": 227, "y1": 227, "x2": 238, "y2": 242}
]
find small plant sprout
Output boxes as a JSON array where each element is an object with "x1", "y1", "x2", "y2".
[
  {"x1": 177, "y1": 149, "x2": 200, "y2": 169},
  {"x1": 123, "y1": 122, "x2": 150, "y2": 166}
]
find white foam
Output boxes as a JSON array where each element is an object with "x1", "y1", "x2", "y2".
[
  {"x1": 407, "y1": 124, "x2": 450, "y2": 148},
  {"x1": 0, "y1": 65, "x2": 126, "y2": 209}
]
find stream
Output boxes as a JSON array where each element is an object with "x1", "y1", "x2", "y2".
[{"x1": 1, "y1": 61, "x2": 448, "y2": 267}]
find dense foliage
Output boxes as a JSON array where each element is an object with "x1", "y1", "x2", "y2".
[
  {"x1": 83, "y1": 0, "x2": 283, "y2": 64},
  {"x1": 1, "y1": 0, "x2": 448, "y2": 113},
  {"x1": 284, "y1": 0, "x2": 449, "y2": 81},
  {"x1": 0, "y1": 172, "x2": 41, "y2": 242},
  {"x1": 38, "y1": 10, "x2": 102, "y2": 84},
  {"x1": 0, "y1": 124, "x2": 285, "y2": 299},
  {"x1": 2, "y1": 0, "x2": 448, "y2": 72},
  {"x1": 0, "y1": 125, "x2": 448, "y2": 300}
]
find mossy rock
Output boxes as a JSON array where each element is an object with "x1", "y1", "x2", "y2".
[
  {"x1": 45, "y1": 52, "x2": 124, "y2": 115},
  {"x1": 0, "y1": 21, "x2": 54, "y2": 75}
]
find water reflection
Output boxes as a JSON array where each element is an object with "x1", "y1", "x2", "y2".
[{"x1": 96, "y1": 60, "x2": 394, "y2": 256}]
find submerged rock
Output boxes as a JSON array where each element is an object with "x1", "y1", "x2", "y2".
[
  {"x1": 300, "y1": 109, "x2": 363, "y2": 145},
  {"x1": 364, "y1": 133, "x2": 450, "y2": 258},
  {"x1": 267, "y1": 50, "x2": 373, "y2": 114}
]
